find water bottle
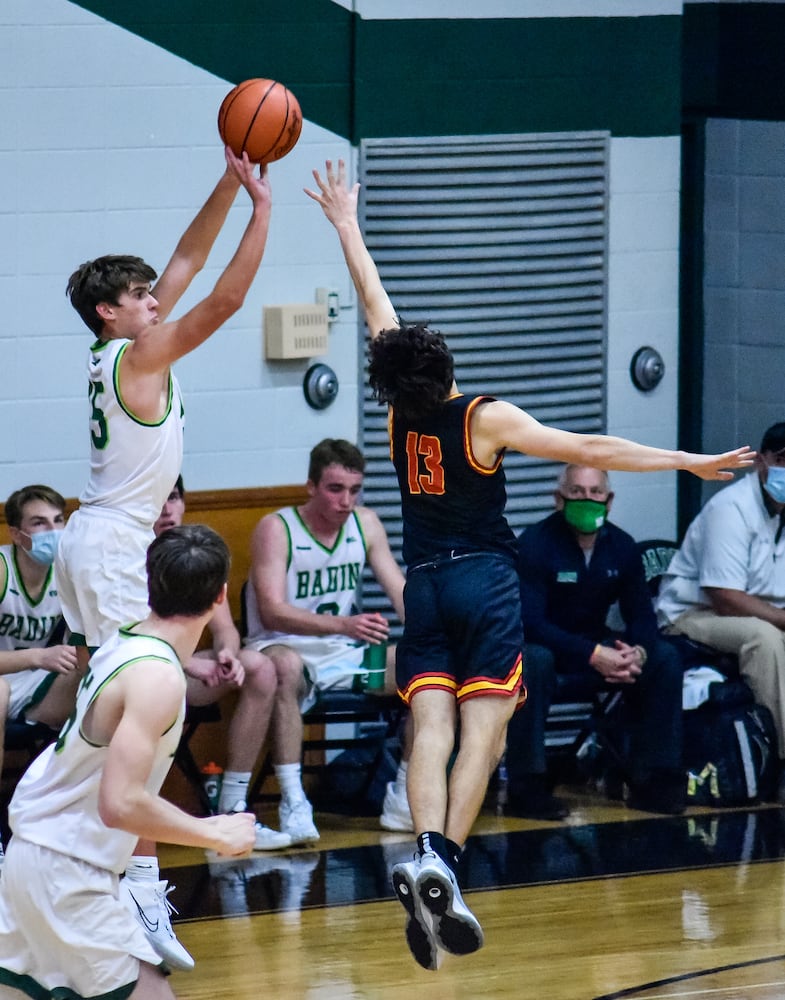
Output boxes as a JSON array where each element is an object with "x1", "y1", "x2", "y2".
[{"x1": 200, "y1": 761, "x2": 223, "y2": 814}]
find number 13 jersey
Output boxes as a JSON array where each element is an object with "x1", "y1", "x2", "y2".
[{"x1": 389, "y1": 393, "x2": 516, "y2": 566}]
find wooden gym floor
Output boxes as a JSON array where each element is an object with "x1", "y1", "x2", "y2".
[{"x1": 159, "y1": 785, "x2": 785, "y2": 1000}]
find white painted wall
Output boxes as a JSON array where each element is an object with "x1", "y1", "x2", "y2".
[{"x1": 604, "y1": 136, "x2": 682, "y2": 540}]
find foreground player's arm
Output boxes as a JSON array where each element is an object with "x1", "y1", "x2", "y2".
[
  {"x1": 98, "y1": 659, "x2": 254, "y2": 855},
  {"x1": 472, "y1": 400, "x2": 755, "y2": 482},
  {"x1": 125, "y1": 149, "x2": 272, "y2": 375},
  {"x1": 358, "y1": 506, "x2": 406, "y2": 623},
  {"x1": 305, "y1": 159, "x2": 398, "y2": 338},
  {"x1": 249, "y1": 513, "x2": 389, "y2": 644},
  {"x1": 151, "y1": 164, "x2": 242, "y2": 322}
]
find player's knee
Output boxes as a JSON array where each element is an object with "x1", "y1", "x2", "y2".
[
  {"x1": 271, "y1": 650, "x2": 305, "y2": 696},
  {"x1": 240, "y1": 649, "x2": 277, "y2": 698}
]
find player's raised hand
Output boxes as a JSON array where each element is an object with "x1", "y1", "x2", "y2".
[
  {"x1": 304, "y1": 159, "x2": 360, "y2": 228},
  {"x1": 225, "y1": 147, "x2": 271, "y2": 207}
]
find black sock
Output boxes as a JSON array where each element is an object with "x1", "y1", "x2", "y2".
[
  {"x1": 417, "y1": 832, "x2": 462, "y2": 874},
  {"x1": 445, "y1": 838, "x2": 463, "y2": 873},
  {"x1": 418, "y1": 831, "x2": 447, "y2": 864}
]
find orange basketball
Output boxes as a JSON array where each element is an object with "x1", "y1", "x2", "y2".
[{"x1": 218, "y1": 78, "x2": 302, "y2": 165}]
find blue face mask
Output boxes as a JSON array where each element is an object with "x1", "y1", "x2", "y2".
[
  {"x1": 764, "y1": 465, "x2": 785, "y2": 505},
  {"x1": 22, "y1": 529, "x2": 62, "y2": 566}
]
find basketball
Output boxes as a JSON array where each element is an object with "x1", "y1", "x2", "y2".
[{"x1": 218, "y1": 79, "x2": 303, "y2": 165}]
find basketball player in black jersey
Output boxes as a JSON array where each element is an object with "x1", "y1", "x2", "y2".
[{"x1": 305, "y1": 159, "x2": 754, "y2": 970}]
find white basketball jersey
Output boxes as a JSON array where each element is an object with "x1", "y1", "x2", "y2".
[
  {"x1": 9, "y1": 626, "x2": 185, "y2": 874},
  {"x1": 0, "y1": 545, "x2": 62, "y2": 651},
  {"x1": 79, "y1": 338, "x2": 184, "y2": 526},
  {"x1": 244, "y1": 507, "x2": 368, "y2": 648}
]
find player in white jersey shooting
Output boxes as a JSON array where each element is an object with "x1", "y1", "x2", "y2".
[{"x1": 53, "y1": 147, "x2": 273, "y2": 969}]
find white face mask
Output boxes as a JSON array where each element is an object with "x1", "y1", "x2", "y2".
[{"x1": 20, "y1": 529, "x2": 62, "y2": 566}]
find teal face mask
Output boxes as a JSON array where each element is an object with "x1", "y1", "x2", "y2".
[
  {"x1": 22, "y1": 529, "x2": 62, "y2": 566},
  {"x1": 560, "y1": 497, "x2": 608, "y2": 534},
  {"x1": 764, "y1": 465, "x2": 785, "y2": 504}
]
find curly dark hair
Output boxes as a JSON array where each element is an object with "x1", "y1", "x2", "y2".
[{"x1": 367, "y1": 322, "x2": 454, "y2": 420}]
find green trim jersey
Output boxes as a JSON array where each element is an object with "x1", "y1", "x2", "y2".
[
  {"x1": 0, "y1": 546, "x2": 62, "y2": 652},
  {"x1": 80, "y1": 337, "x2": 184, "y2": 525},
  {"x1": 0, "y1": 545, "x2": 63, "y2": 717},
  {"x1": 8, "y1": 626, "x2": 185, "y2": 875},
  {"x1": 244, "y1": 507, "x2": 368, "y2": 653}
]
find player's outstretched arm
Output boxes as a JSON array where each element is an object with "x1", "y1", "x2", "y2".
[
  {"x1": 305, "y1": 159, "x2": 398, "y2": 338},
  {"x1": 473, "y1": 400, "x2": 755, "y2": 481},
  {"x1": 126, "y1": 149, "x2": 272, "y2": 375},
  {"x1": 152, "y1": 159, "x2": 242, "y2": 322}
]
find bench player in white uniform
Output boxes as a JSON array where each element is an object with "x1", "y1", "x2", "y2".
[
  {"x1": 0, "y1": 486, "x2": 83, "y2": 863},
  {"x1": 53, "y1": 147, "x2": 274, "y2": 970},
  {"x1": 244, "y1": 438, "x2": 409, "y2": 845},
  {"x1": 0, "y1": 525, "x2": 255, "y2": 1000}
]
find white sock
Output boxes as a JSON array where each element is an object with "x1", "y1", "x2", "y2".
[
  {"x1": 124, "y1": 856, "x2": 160, "y2": 883},
  {"x1": 219, "y1": 771, "x2": 252, "y2": 813},
  {"x1": 275, "y1": 763, "x2": 306, "y2": 804},
  {"x1": 394, "y1": 760, "x2": 408, "y2": 797}
]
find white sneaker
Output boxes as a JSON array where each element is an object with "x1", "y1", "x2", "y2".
[
  {"x1": 221, "y1": 797, "x2": 292, "y2": 852},
  {"x1": 380, "y1": 781, "x2": 414, "y2": 832},
  {"x1": 415, "y1": 852, "x2": 483, "y2": 956},
  {"x1": 254, "y1": 821, "x2": 292, "y2": 851},
  {"x1": 391, "y1": 857, "x2": 441, "y2": 971},
  {"x1": 279, "y1": 797, "x2": 320, "y2": 845},
  {"x1": 119, "y1": 878, "x2": 195, "y2": 971}
]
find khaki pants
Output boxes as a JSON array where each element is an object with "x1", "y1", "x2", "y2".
[{"x1": 667, "y1": 609, "x2": 785, "y2": 757}]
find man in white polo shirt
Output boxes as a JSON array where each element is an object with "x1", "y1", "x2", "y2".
[{"x1": 657, "y1": 421, "x2": 785, "y2": 797}]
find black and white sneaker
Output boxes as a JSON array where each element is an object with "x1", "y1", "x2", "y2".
[
  {"x1": 415, "y1": 852, "x2": 483, "y2": 956},
  {"x1": 119, "y1": 878, "x2": 195, "y2": 971},
  {"x1": 391, "y1": 858, "x2": 441, "y2": 971}
]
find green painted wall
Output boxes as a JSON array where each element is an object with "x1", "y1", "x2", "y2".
[
  {"x1": 72, "y1": 1, "x2": 681, "y2": 138},
  {"x1": 684, "y1": 2, "x2": 785, "y2": 121}
]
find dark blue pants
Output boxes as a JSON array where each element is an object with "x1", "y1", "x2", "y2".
[{"x1": 505, "y1": 638, "x2": 683, "y2": 795}]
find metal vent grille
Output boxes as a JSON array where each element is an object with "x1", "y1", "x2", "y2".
[{"x1": 357, "y1": 133, "x2": 609, "y2": 624}]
